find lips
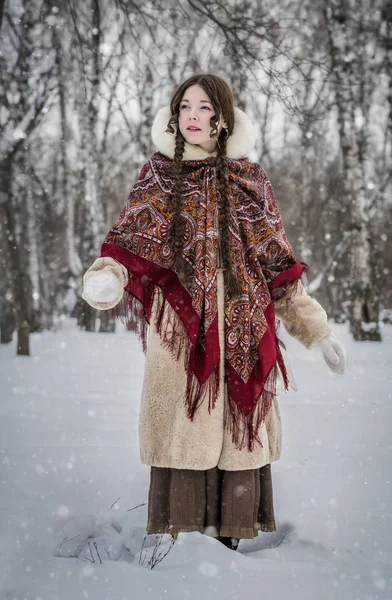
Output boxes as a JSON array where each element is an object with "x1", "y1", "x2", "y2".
[{"x1": 187, "y1": 126, "x2": 201, "y2": 131}]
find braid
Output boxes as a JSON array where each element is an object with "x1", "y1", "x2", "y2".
[
  {"x1": 215, "y1": 133, "x2": 242, "y2": 297},
  {"x1": 171, "y1": 131, "x2": 192, "y2": 286}
]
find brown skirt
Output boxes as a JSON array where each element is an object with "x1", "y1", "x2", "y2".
[{"x1": 146, "y1": 464, "x2": 276, "y2": 540}]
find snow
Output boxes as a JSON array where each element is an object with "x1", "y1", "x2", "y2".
[{"x1": 0, "y1": 320, "x2": 391, "y2": 599}]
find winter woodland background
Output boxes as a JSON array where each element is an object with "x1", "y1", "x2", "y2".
[{"x1": 0, "y1": 0, "x2": 391, "y2": 353}]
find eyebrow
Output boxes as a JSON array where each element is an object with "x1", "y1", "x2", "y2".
[{"x1": 181, "y1": 98, "x2": 213, "y2": 104}]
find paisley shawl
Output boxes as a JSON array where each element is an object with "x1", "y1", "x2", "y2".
[{"x1": 101, "y1": 152, "x2": 305, "y2": 450}]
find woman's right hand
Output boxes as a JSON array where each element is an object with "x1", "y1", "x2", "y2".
[{"x1": 82, "y1": 257, "x2": 128, "y2": 310}]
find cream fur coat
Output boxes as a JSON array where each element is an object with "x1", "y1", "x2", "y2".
[{"x1": 83, "y1": 106, "x2": 331, "y2": 471}]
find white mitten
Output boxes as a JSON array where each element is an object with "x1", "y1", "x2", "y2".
[
  {"x1": 84, "y1": 269, "x2": 122, "y2": 304},
  {"x1": 82, "y1": 257, "x2": 128, "y2": 310},
  {"x1": 316, "y1": 332, "x2": 347, "y2": 374}
]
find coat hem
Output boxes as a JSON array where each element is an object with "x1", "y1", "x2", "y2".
[
  {"x1": 141, "y1": 455, "x2": 278, "y2": 471},
  {"x1": 140, "y1": 454, "x2": 222, "y2": 471}
]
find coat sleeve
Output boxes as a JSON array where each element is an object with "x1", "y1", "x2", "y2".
[
  {"x1": 253, "y1": 165, "x2": 330, "y2": 348},
  {"x1": 274, "y1": 281, "x2": 331, "y2": 349},
  {"x1": 255, "y1": 166, "x2": 301, "y2": 289}
]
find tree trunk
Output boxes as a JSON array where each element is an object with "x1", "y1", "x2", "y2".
[
  {"x1": 17, "y1": 321, "x2": 30, "y2": 355},
  {"x1": 72, "y1": 297, "x2": 97, "y2": 331},
  {"x1": 0, "y1": 158, "x2": 33, "y2": 355},
  {"x1": 74, "y1": 0, "x2": 105, "y2": 332},
  {"x1": 0, "y1": 295, "x2": 14, "y2": 344},
  {"x1": 66, "y1": 0, "x2": 103, "y2": 331},
  {"x1": 383, "y1": 1, "x2": 392, "y2": 162},
  {"x1": 54, "y1": 7, "x2": 82, "y2": 280},
  {"x1": 24, "y1": 158, "x2": 43, "y2": 333},
  {"x1": 138, "y1": 65, "x2": 154, "y2": 160},
  {"x1": 99, "y1": 311, "x2": 115, "y2": 333},
  {"x1": 324, "y1": 0, "x2": 381, "y2": 341}
]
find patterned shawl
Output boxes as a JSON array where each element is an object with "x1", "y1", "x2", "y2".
[{"x1": 101, "y1": 152, "x2": 305, "y2": 450}]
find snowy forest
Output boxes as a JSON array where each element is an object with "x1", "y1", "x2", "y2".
[{"x1": 0, "y1": 0, "x2": 391, "y2": 354}]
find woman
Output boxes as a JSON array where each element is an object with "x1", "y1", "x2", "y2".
[{"x1": 82, "y1": 74, "x2": 346, "y2": 550}]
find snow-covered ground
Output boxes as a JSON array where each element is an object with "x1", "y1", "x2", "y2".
[{"x1": 0, "y1": 319, "x2": 391, "y2": 600}]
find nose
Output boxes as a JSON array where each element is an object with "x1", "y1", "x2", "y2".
[{"x1": 188, "y1": 109, "x2": 197, "y2": 120}]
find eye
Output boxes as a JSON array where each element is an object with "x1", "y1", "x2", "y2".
[
  {"x1": 180, "y1": 103, "x2": 189, "y2": 110},
  {"x1": 201, "y1": 105, "x2": 211, "y2": 110}
]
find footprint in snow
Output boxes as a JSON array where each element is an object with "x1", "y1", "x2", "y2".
[{"x1": 240, "y1": 522, "x2": 330, "y2": 559}]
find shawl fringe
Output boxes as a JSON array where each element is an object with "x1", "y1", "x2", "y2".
[
  {"x1": 185, "y1": 362, "x2": 220, "y2": 420},
  {"x1": 108, "y1": 288, "x2": 149, "y2": 354},
  {"x1": 155, "y1": 291, "x2": 220, "y2": 420},
  {"x1": 224, "y1": 366, "x2": 277, "y2": 452},
  {"x1": 113, "y1": 284, "x2": 221, "y2": 425},
  {"x1": 276, "y1": 326, "x2": 289, "y2": 391}
]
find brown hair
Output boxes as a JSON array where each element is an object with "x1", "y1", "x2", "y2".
[{"x1": 166, "y1": 73, "x2": 241, "y2": 296}]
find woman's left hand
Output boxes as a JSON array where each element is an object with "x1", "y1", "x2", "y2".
[{"x1": 316, "y1": 332, "x2": 347, "y2": 374}]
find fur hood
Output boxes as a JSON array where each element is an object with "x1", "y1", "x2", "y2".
[{"x1": 151, "y1": 105, "x2": 255, "y2": 161}]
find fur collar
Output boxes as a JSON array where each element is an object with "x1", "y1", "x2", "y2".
[{"x1": 151, "y1": 106, "x2": 255, "y2": 161}]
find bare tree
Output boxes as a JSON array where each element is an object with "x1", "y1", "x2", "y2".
[
  {"x1": 66, "y1": 0, "x2": 108, "y2": 331},
  {"x1": 51, "y1": 1, "x2": 82, "y2": 281},
  {"x1": 382, "y1": 1, "x2": 392, "y2": 166},
  {"x1": 324, "y1": 0, "x2": 381, "y2": 340},
  {"x1": 0, "y1": 0, "x2": 56, "y2": 354}
]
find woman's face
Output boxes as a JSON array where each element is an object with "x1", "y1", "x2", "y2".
[{"x1": 178, "y1": 84, "x2": 225, "y2": 153}]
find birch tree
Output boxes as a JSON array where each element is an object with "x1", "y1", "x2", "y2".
[
  {"x1": 67, "y1": 0, "x2": 108, "y2": 331},
  {"x1": 324, "y1": 0, "x2": 381, "y2": 340},
  {"x1": 50, "y1": 1, "x2": 82, "y2": 281}
]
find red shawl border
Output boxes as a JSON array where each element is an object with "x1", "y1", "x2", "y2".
[{"x1": 101, "y1": 242, "x2": 305, "y2": 451}]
